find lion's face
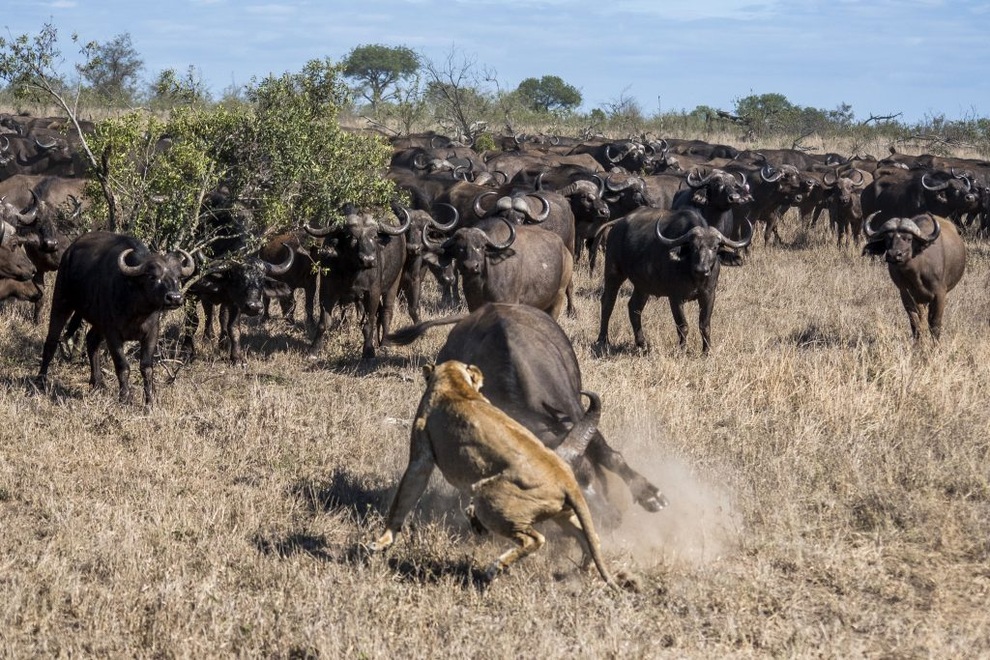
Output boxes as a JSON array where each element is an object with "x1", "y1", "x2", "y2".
[{"x1": 422, "y1": 360, "x2": 484, "y2": 393}]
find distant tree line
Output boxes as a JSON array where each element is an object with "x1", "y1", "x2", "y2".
[{"x1": 1, "y1": 25, "x2": 988, "y2": 252}]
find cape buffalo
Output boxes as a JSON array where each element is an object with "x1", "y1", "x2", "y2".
[
  {"x1": 592, "y1": 207, "x2": 752, "y2": 353},
  {"x1": 425, "y1": 217, "x2": 573, "y2": 320},
  {"x1": 182, "y1": 247, "x2": 295, "y2": 363},
  {"x1": 38, "y1": 231, "x2": 195, "y2": 406},
  {"x1": 386, "y1": 302, "x2": 668, "y2": 519},
  {"x1": 306, "y1": 205, "x2": 410, "y2": 360},
  {"x1": 862, "y1": 213, "x2": 966, "y2": 340}
]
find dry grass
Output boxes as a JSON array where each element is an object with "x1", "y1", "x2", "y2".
[{"x1": 2, "y1": 215, "x2": 990, "y2": 658}]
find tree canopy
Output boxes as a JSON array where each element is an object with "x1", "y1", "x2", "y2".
[
  {"x1": 515, "y1": 75, "x2": 582, "y2": 113},
  {"x1": 76, "y1": 33, "x2": 144, "y2": 104},
  {"x1": 341, "y1": 44, "x2": 419, "y2": 110}
]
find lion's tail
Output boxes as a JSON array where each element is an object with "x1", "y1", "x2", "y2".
[{"x1": 564, "y1": 487, "x2": 619, "y2": 591}]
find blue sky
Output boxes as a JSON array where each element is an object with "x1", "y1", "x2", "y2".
[{"x1": 4, "y1": 0, "x2": 989, "y2": 124}]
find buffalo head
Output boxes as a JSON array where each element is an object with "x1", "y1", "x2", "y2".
[
  {"x1": 862, "y1": 212, "x2": 941, "y2": 265},
  {"x1": 656, "y1": 214, "x2": 753, "y2": 278},
  {"x1": 118, "y1": 246, "x2": 196, "y2": 309}
]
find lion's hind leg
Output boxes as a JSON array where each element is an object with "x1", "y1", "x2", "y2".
[
  {"x1": 484, "y1": 528, "x2": 546, "y2": 582},
  {"x1": 470, "y1": 474, "x2": 550, "y2": 581}
]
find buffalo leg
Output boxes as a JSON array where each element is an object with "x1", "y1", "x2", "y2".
[
  {"x1": 361, "y1": 290, "x2": 378, "y2": 359},
  {"x1": 697, "y1": 291, "x2": 715, "y2": 353},
  {"x1": 370, "y1": 439, "x2": 436, "y2": 553},
  {"x1": 39, "y1": 300, "x2": 73, "y2": 384},
  {"x1": 380, "y1": 272, "x2": 402, "y2": 346},
  {"x1": 586, "y1": 433, "x2": 667, "y2": 512},
  {"x1": 400, "y1": 261, "x2": 422, "y2": 324},
  {"x1": 103, "y1": 336, "x2": 133, "y2": 403},
  {"x1": 627, "y1": 288, "x2": 651, "y2": 349},
  {"x1": 181, "y1": 298, "x2": 200, "y2": 361},
  {"x1": 928, "y1": 294, "x2": 946, "y2": 341},
  {"x1": 668, "y1": 297, "x2": 689, "y2": 350},
  {"x1": 303, "y1": 279, "x2": 317, "y2": 330},
  {"x1": 900, "y1": 290, "x2": 924, "y2": 340},
  {"x1": 595, "y1": 273, "x2": 624, "y2": 346},
  {"x1": 85, "y1": 327, "x2": 105, "y2": 390},
  {"x1": 308, "y1": 291, "x2": 340, "y2": 359},
  {"x1": 139, "y1": 328, "x2": 160, "y2": 407},
  {"x1": 226, "y1": 305, "x2": 244, "y2": 363},
  {"x1": 202, "y1": 301, "x2": 216, "y2": 340},
  {"x1": 31, "y1": 272, "x2": 45, "y2": 325}
]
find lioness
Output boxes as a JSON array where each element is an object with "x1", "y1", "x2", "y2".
[{"x1": 369, "y1": 359, "x2": 622, "y2": 589}]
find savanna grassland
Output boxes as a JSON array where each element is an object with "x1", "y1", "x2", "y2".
[{"x1": 2, "y1": 182, "x2": 990, "y2": 657}]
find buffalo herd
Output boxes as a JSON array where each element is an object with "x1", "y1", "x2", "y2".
[{"x1": 2, "y1": 112, "x2": 987, "y2": 525}]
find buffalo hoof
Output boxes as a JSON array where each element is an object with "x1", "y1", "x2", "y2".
[{"x1": 638, "y1": 491, "x2": 669, "y2": 512}]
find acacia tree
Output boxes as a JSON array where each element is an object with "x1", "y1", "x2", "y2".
[
  {"x1": 515, "y1": 75, "x2": 581, "y2": 113},
  {"x1": 422, "y1": 48, "x2": 494, "y2": 143},
  {"x1": 734, "y1": 92, "x2": 799, "y2": 136},
  {"x1": 341, "y1": 44, "x2": 419, "y2": 112},
  {"x1": 76, "y1": 32, "x2": 143, "y2": 105}
]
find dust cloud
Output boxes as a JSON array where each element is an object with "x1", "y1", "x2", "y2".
[{"x1": 599, "y1": 421, "x2": 744, "y2": 569}]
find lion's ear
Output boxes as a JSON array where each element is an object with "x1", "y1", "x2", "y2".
[
  {"x1": 466, "y1": 364, "x2": 484, "y2": 391},
  {"x1": 421, "y1": 363, "x2": 435, "y2": 382}
]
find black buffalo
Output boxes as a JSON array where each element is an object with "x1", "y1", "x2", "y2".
[
  {"x1": 38, "y1": 231, "x2": 195, "y2": 406},
  {"x1": 593, "y1": 207, "x2": 752, "y2": 353},
  {"x1": 306, "y1": 205, "x2": 410, "y2": 359},
  {"x1": 182, "y1": 247, "x2": 295, "y2": 363},
  {"x1": 424, "y1": 216, "x2": 573, "y2": 320}
]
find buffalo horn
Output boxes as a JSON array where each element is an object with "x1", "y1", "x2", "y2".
[
  {"x1": 655, "y1": 218, "x2": 701, "y2": 248},
  {"x1": 472, "y1": 191, "x2": 498, "y2": 218},
  {"x1": 921, "y1": 172, "x2": 949, "y2": 191},
  {"x1": 526, "y1": 193, "x2": 550, "y2": 222},
  {"x1": 430, "y1": 203, "x2": 460, "y2": 231},
  {"x1": 177, "y1": 249, "x2": 196, "y2": 277},
  {"x1": 263, "y1": 244, "x2": 295, "y2": 276},
  {"x1": 862, "y1": 211, "x2": 894, "y2": 239},
  {"x1": 304, "y1": 223, "x2": 334, "y2": 238},
  {"x1": 484, "y1": 216, "x2": 516, "y2": 250},
  {"x1": 118, "y1": 249, "x2": 148, "y2": 277},
  {"x1": 686, "y1": 169, "x2": 712, "y2": 188},
  {"x1": 716, "y1": 217, "x2": 754, "y2": 250},
  {"x1": 761, "y1": 165, "x2": 783, "y2": 183},
  {"x1": 534, "y1": 171, "x2": 546, "y2": 191},
  {"x1": 34, "y1": 137, "x2": 58, "y2": 150},
  {"x1": 901, "y1": 214, "x2": 941, "y2": 243},
  {"x1": 379, "y1": 207, "x2": 412, "y2": 235},
  {"x1": 592, "y1": 173, "x2": 606, "y2": 198}
]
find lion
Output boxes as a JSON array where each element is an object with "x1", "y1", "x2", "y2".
[{"x1": 369, "y1": 359, "x2": 626, "y2": 590}]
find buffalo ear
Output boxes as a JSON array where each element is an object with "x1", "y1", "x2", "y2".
[
  {"x1": 193, "y1": 275, "x2": 223, "y2": 295},
  {"x1": 263, "y1": 280, "x2": 292, "y2": 299},
  {"x1": 862, "y1": 240, "x2": 886, "y2": 257},
  {"x1": 718, "y1": 249, "x2": 744, "y2": 267},
  {"x1": 486, "y1": 247, "x2": 516, "y2": 261},
  {"x1": 667, "y1": 246, "x2": 686, "y2": 262}
]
